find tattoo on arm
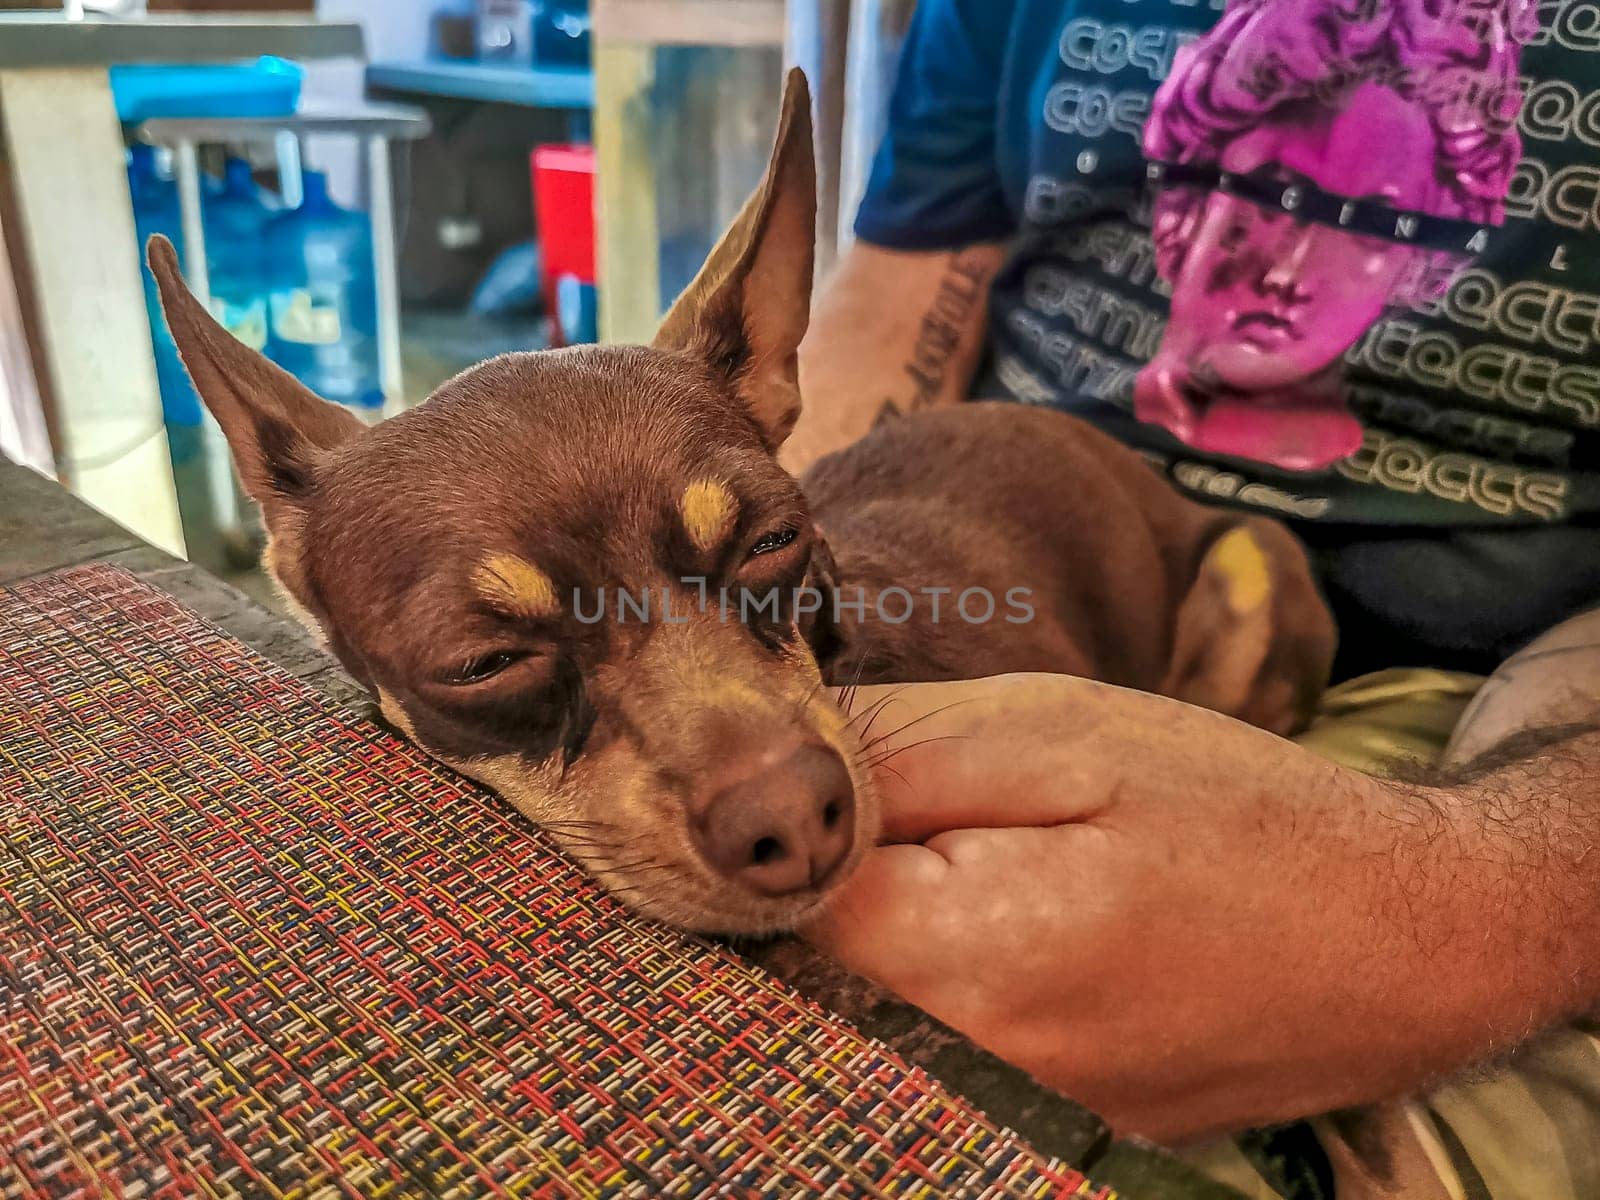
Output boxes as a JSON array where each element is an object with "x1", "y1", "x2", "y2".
[{"x1": 897, "y1": 250, "x2": 994, "y2": 411}]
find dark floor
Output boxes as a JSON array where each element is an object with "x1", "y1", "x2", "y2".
[{"x1": 400, "y1": 307, "x2": 550, "y2": 399}]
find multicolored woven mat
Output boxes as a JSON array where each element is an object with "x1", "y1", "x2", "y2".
[{"x1": 0, "y1": 564, "x2": 1106, "y2": 1198}]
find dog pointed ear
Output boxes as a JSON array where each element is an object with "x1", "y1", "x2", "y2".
[
  {"x1": 146, "y1": 234, "x2": 366, "y2": 531},
  {"x1": 800, "y1": 525, "x2": 842, "y2": 668},
  {"x1": 653, "y1": 67, "x2": 816, "y2": 451}
]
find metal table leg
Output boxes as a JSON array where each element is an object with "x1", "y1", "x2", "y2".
[
  {"x1": 367, "y1": 134, "x2": 405, "y2": 416},
  {"x1": 274, "y1": 131, "x2": 305, "y2": 209},
  {"x1": 172, "y1": 139, "x2": 212, "y2": 308}
]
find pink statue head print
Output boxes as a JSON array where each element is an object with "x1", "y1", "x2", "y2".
[{"x1": 1135, "y1": 0, "x2": 1537, "y2": 471}]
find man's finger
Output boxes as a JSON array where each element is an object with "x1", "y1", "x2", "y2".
[
  {"x1": 835, "y1": 676, "x2": 1116, "y2": 841},
  {"x1": 803, "y1": 843, "x2": 1018, "y2": 1035},
  {"x1": 802, "y1": 828, "x2": 1098, "y2": 1036},
  {"x1": 801, "y1": 843, "x2": 954, "y2": 986}
]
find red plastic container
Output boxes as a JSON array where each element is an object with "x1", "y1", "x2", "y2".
[{"x1": 531, "y1": 144, "x2": 597, "y2": 345}]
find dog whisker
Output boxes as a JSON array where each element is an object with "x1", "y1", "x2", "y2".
[
  {"x1": 598, "y1": 876, "x2": 687, "y2": 913},
  {"x1": 595, "y1": 880, "x2": 651, "y2": 906},
  {"x1": 545, "y1": 838, "x2": 602, "y2": 851},
  {"x1": 540, "y1": 818, "x2": 624, "y2": 833},
  {"x1": 843, "y1": 686, "x2": 908, "y2": 738},
  {"x1": 600, "y1": 832, "x2": 657, "y2": 856},
  {"x1": 610, "y1": 870, "x2": 678, "y2": 887},
  {"x1": 550, "y1": 841, "x2": 628, "y2": 859},
  {"x1": 851, "y1": 744, "x2": 914, "y2": 789},
  {"x1": 855, "y1": 699, "x2": 976, "y2": 758},
  {"x1": 791, "y1": 676, "x2": 828, "y2": 720},
  {"x1": 556, "y1": 832, "x2": 636, "y2": 851},
  {"x1": 541, "y1": 832, "x2": 627, "y2": 849},
  {"x1": 603, "y1": 857, "x2": 677, "y2": 876},
  {"x1": 834, "y1": 656, "x2": 870, "y2": 719},
  {"x1": 859, "y1": 732, "x2": 969, "y2": 770},
  {"x1": 831, "y1": 658, "x2": 874, "y2": 720},
  {"x1": 872, "y1": 762, "x2": 913, "y2": 794},
  {"x1": 538, "y1": 827, "x2": 625, "y2": 846}
]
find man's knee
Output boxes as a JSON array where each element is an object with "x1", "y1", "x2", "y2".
[{"x1": 1445, "y1": 607, "x2": 1600, "y2": 766}]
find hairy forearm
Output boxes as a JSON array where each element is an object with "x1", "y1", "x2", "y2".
[
  {"x1": 785, "y1": 242, "x2": 1004, "y2": 472},
  {"x1": 1391, "y1": 612, "x2": 1600, "y2": 1069},
  {"x1": 1388, "y1": 729, "x2": 1599, "y2": 1067}
]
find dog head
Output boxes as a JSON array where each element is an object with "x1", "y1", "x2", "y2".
[{"x1": 150, "y1": 71, "x2": 869, "y2": 934}]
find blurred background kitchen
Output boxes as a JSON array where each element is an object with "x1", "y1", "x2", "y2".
[{"x1": 0, "y1": 0, "x2": 910, "y2": 603}]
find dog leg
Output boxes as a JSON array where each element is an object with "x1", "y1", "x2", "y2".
[{"x1": 1161, "y1": 520, "x2": 1336, "y2": 736}]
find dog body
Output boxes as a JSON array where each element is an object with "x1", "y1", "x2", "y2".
[
  {"x1": 806, "y1": 402, "x2": 1332, "y2": 731},
  {"x1": 148, "y1": 71, "x2": 1332, "y2": 934}
]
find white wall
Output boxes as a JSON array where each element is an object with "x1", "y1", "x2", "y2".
[
  {"x1": 305, "y1": 0, "x2": 439, "y2": 205},
  {"x1": 318, "y1": 0, "x2": 439, "y2": 62}
]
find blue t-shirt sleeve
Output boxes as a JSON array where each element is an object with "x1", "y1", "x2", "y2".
[{"x1": 853, "y1": 0, "x2": 1015, "y2": 250}]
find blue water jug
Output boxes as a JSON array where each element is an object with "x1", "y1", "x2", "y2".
[
  {"x1": 204, "y1": 158, "x2": 272, "y2": 356},
  {"x1": 127, "y1": 145, "x2": 203, "y2": 428},
  {"x1": 533, "y1": 0, "x2": 590, "y2": 66},
  {"x1": 265, "y1": 170, "x2": 383, "y2": 414}
]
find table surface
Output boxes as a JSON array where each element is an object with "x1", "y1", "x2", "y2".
[
  {"x1": 366, "y1": 59, "x2": 595, "y2": 110},
  {"x1": 138, "y1": 103, "x2": 433, "y2": 143},
  {"x1": 0, "y1": 13, "x2": 364, "y2": 68},
  {"x1": 0, "y1": 457, "x2": 1236, "y2": 1200}
]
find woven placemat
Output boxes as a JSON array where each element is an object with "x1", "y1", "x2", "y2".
[{"x1": 0, "y1": 564, "x2": 1107, "y2": 1198}]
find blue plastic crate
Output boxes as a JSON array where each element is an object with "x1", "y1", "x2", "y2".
[{"x1": 110, "y1": 56, "x2": 303, "y2": 123}]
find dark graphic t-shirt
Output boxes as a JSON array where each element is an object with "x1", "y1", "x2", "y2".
[{"x1": 854, "y1": 0, "x2": 1600, "y2": 673}]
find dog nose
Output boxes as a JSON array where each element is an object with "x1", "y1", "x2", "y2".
[{"x1": 693, "y1": 743, "x2": 855, "y2": 896}]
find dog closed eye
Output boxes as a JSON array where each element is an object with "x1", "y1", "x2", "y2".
[
  {"x1": 747, "y1": 527, "x2": 798, "y2": 558},
  {"x1": 443, "y1": 649, "x2": 532, "y2": 686},
  {"x1": 737, "y1": 525, "x2": 810, "y2": 594}
]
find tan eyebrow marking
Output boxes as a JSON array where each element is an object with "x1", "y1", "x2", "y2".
[
  {"x1": 680, "y1": 479, "x2": 737, "y2": 552},
  {"x1": 472, "y1": 554, "x2": 560, "y2": 619}
]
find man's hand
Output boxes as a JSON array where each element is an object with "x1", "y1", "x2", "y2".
[{"x1": 805, "y1": 673, "x2": 1600, "y2": 1141}]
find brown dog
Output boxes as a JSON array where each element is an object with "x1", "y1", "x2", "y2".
[{"x1": 147, "y1": 69, "x2": 1332, "y2": 935}]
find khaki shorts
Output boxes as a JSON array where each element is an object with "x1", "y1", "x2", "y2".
[{"x1": 1189, "y1": 670, "x2": 1600, "y2": 1200}]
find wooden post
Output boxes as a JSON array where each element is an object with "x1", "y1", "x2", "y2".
[
  {"x1": 593, "y1": 42, "x2": 663, "y2": 346},
  {"x1": 786, "y1": 0, "x2": 852, "y2": 274},
  {"x1": 591, "y1": 0, "x2": 787, "y2": 345},
  {"x1": 0, "y1": 66, "x2": 184, "y2": 556},
  {"x1": 837, "y1": 0, "x2": 917, "y2": 256}
]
